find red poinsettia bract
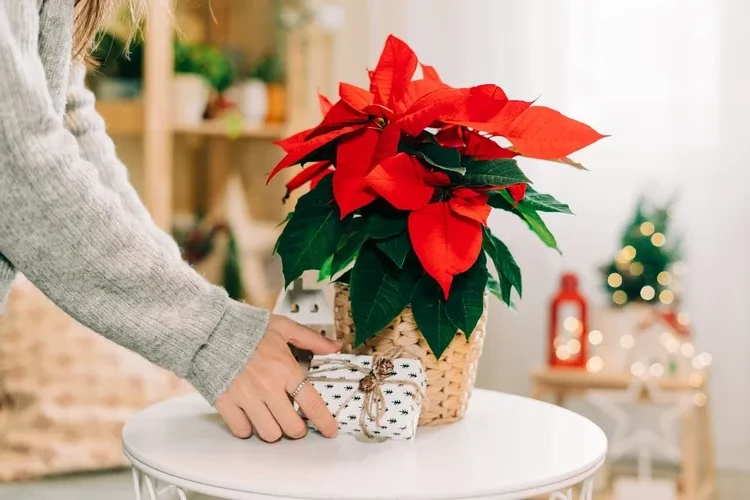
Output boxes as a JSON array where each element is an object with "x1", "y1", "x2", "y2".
[{"x1": 270, "y1": 34, "x2": 605, "y2": 299}]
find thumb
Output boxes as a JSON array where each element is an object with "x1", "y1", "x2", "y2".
[{"x1": 285, "y1": 322, "x2": 341, "y2": 355}]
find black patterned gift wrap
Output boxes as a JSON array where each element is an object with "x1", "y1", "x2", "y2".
[{"x1": 305, "y1": 353, "x2": 426, "y2": 440}]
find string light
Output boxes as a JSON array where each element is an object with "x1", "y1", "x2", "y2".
[
  {"x1": 677, "y1": 312, "x2": 690, "y2": 325},
  {"x1": 694, "y1": 393, "x2": 708, "y2": 407},
  {"x1": 607, "y1": 273, "x2": 623, "y2": 287},
  {"x1": 587, "y1": 356, "x2": 604, "y2": 373},
  {"x1": 699, "y1": 352, "x2": 713, "y2": 367},
  {"x1": 622, "y1": 245, "x2": 637, "y2": 260},
  {"x1": 640, "y1": 221, "x2": 655, "y2": 236},
  {"x1": 553, "y1": 336, "x2": 564, "y2": 349},
  {"x1": 657, "y1": 271, "x2": 671, "y2": 285},
  {"x1": 612, "y1": 290, "x2": 628, "y2": 305},
  {"x1": 659, "y1": 290, "x2": 674, "y2": 304},
  {"x1": 689, "y1": 373, "x2": 704, "y2": 388},
  {"x1": 567, "y1": 339, "x2": 581, "y2": 355},
  {"x1": 563, "y1": 317, "x2": 581, "y2": 333},
  {"x1": 556, "y1": 346, "x2": 571, "y2": 360},
  {"x1": 629, "y1": 262, "x2": 644, "y2": 276},
  {"x1": 649, "y1": 362, "x2": 665, "y2": 378},
  {"x1": 651, "y1": 233, "x2": 666, "y2": 247},
  {"x1": 620, "y1": 334, "x2": 635, "y2": 349},
  {"x1": 681, "y1": 342, "x2": 695, "y2": 357},
  {"x1": 631, "y1": 361, "x2": 646, "y2": 378},
  {"x1": 588, "y1": 330, "x2": 603, "y2": 346},
  {"x1": 640, "y1": 286, "x2": 655, "y2": 300}
]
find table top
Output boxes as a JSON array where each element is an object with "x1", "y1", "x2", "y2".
[
  {"x1": 122, "y1": 390, "x2": 607, "y2": 500},
  {"x1": 531, "y1": 366, "x2": 707, "y2": 392}
]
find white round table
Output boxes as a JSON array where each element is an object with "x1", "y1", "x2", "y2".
[{"x1": 123, "y1": 390, "x2": 606, "y2": 500}]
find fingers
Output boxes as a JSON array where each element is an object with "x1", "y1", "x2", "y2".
[
  {"x1": 242, "y1": 400, "x2": 283, "y2": 443},
  {"x1": 215, "y1": 399, "x2": 253, "y2": 439},
  {"x1": 265, "y1": 392, "x2": 308, "y2": 440},
  {"x1": 294, "y1": 381, "x2": 338, "y2": 438},
  {"x1": 281, "y1": 319, "x2": 341, "y2": 355}
]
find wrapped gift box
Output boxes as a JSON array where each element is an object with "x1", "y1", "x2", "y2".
[{"x1": 306, "y1": 353, "x2": 426, "y2": 440}]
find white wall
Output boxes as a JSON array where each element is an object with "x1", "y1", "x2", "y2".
[{"x1": 357, "y1": 0, "x2": 750, "y2": 470}]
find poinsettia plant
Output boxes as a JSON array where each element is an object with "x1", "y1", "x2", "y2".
[{"x1": 269, "y1": 35, "x2": 604, "y2": 359}]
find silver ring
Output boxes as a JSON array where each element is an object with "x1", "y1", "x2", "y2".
[{"x1": 289, "y1": 378, "x2": 308, "y2": 399}]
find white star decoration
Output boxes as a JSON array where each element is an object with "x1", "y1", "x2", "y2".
[{"x1": 585, "y1": 375, "x2": 696, "y2": 478}]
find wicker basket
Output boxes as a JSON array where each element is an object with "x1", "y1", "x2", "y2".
[{"x1": 333, "y1": 284, "x2": 487, "y2": 426}]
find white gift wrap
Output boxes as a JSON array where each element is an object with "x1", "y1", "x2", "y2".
[{"x1": 306, "y1": 353, "x2": 426, "y2": 440}]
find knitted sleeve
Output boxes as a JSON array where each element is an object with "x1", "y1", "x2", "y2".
[
  {"x1": 64, "y1": 65, "x2": 182, "y2": 260},
  {"x1": 0, "y1": 2, "x2": 269, "y2": 403}
]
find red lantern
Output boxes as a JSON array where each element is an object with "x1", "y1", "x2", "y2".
[{"x1": 549, "y1": 273, "x2": 588, "y2": 368}]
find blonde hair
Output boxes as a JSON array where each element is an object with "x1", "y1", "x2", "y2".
[{"x1": 73, "y1": 0, "x2": 148, "y2": 61}]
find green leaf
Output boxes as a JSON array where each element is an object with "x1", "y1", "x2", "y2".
[
  {"x1": 317, "y1": 254, "x2": 334, "y2": 282},
  {"x1": 413, "y1": 142, "x2": 466, "y2": 174},
  {"x1": 330, "y1": 214, "x2": 407, "y2": 277},
  {"x1": 517, "y1": 207, "x2": 559, "y2": 251},
  {"x1": 276, "y1": 211, "x2": 294, "y2": 228},
  {"x1": 276, "y1": 176, "x2": 347, "y2": 286},
  {"x1": 367, "y1": 213, "x2": 408, "y2": 239},
  {"x1": 522, "y1": 186, "x2": 573, "y2": 214},
  {"x1": 482, "y1": 227, "x2": 522, "y2": 297},
  {"x1": 446, "y1": 252, "x2": 488, "y2": 338},
  {"x1": 498, "y1": 274, "x2": 513, "y2": 308},
  {"x1": 350, "y1": 244, "x2": 421, "y2": 345},
  {"x1": 486, "y1": 275, "x2": 503, "y2": 301},
  {"x1": 487, "y1": 190, "x2": 514, "y2": 211},
  {"x1": 272, "y1": 212, "x2": 294, "y2": 254},
  {"x1": 486, "y1": 275, "x2": 516, "y2": 311},
  {"x1": 331, "y1": 218, "x2": 368, "y2": 276},
  {"x1": 489, "y1": 191, "x2": 560, "y2": 253},
  {"x1": 412, "y1": 275, "x2": 458, "y2": 359},
  {"x1": 375, "y1": 231, "x2": 411, "y2": 268},
  {"x1": 463, "y1": 158, "x2": 529, "y2": 186}
]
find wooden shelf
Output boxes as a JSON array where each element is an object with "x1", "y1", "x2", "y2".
[
  {"x1": 96, "y1": 99, "x2": 144, "y2": 135},
  {"x1": 173, "y1": 120, "x2": 286, "y2": 139},
  {"x1": 97, "y1": 99, "x2": 285, "y2": 140}
]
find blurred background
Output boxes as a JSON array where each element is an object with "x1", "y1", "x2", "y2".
[{"x1": 0, "y1": 0, "x2": 747, "y2": 499}]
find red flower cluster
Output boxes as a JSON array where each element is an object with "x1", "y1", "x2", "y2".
[{"x1": 269, "y1": 35, "x2": 603, "y2": 298}]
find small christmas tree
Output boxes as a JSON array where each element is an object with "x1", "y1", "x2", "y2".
[{"x1": 602, "y1": 200, "x2": 681, "y2": 307}]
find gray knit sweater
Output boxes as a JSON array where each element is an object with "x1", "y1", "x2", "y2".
[{"x1": 0, "y1": 1, "x2": 269, "y2": 404}]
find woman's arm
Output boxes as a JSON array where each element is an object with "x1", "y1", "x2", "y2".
[
  {"x1": 64, "y1": 65, "x2": 182, "y2": 260},
  {"x1": 0, "y1": 2, "x2": 268, "y2": 404}
]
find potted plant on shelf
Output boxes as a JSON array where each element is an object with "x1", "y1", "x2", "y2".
[
  {"x1": 231, "y1": 52, "x2": 286, "y2": 127},
  {"x1": 254, "y1": 52, "x2": 286, "y2": 123},
  {"x1": 90, "y1": 31, "x2": 143, "y2": 100},
  {"x1": 268, "y1": 35, "x2": 605, "y2": 426},
  {"x1": 173, "y1": 41, "x2": 234, "y2": 125},
  {"x1": 233, "y1": 64, "x2": 269, "y2": 127}
]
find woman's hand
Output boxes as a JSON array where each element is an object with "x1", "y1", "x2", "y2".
[{"x1": 214, "y1": 314, "x2": 341, "y2": 441}]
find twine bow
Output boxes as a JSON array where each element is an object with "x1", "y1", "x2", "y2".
[{"x1": 306, "y1": 348, "x2": 425, "y2": 438}]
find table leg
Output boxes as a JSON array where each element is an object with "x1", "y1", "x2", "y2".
[
  {"x1": 548, "y1": 476, "x2": 594, "y2": 500},
  {"x1": 554, "y1": 391, "x2": 567, "y2": 407},
  {"x1": 131, "y1": 468, "x2": 189, "y2": 500},
  {"x1": 531, "y1": 383, "x2": 546, "y2": 401},
  {"x1": 681, "y1": 406, "x2": 698, "y2": 500},
  {"x1": 698, "y1": 394, "x2": 716, "y2": 499}
]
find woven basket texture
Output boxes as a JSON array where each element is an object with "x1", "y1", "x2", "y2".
[{"x1": 333, "y1": 284, "x2": 486, "y2": 426}]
